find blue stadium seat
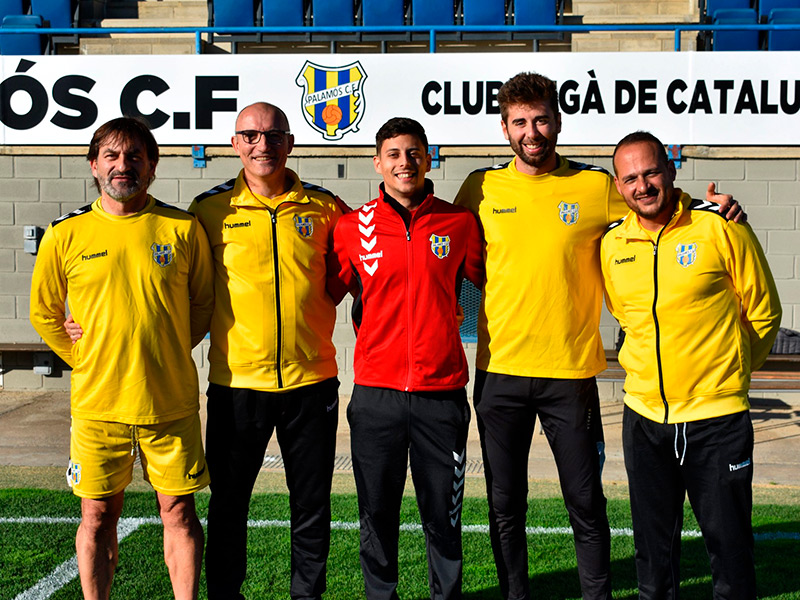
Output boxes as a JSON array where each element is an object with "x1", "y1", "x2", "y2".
[
  {"x1": 713, "y1": 8, "x2": 759, "y2": 50},
  {"x1": 211, "y1": 0, "x2": 256, "y2": 26},
  {"x1": 0, "y1": 0, "x2": 23, "y2": 22},
  {"x1": 412, "y1": 0, "x2": 452, "y2": 25},
  {"x1": 768, "y1": 7, "x2": 800, "y2": 49},
  {"x1": 30, "y1": 0, "x2": 73, "y2": 28},
  {"x1": 1, "y1": 14, "x2": 44, "y2": 55},
  {"x1": 705, "y1": 0, "x2": 750, "y2": 21},
  {"x1": 362, "y1": 0, "x2": 404, "y2": 25},
  {"x1": 262, "y1": 0, "x2": 303, "y2": 25},
  {"x1": 515, "y1": 0, "x2": 556, "y2": 25},
  {"x1": 463, "y1": 0, "x2": 504, "y2": 25},
  {"x1": 208, "y1": 0, "x2": 258, "y2": 52},
  {"x1": 758, "y1": 0, "x2": 800, "y2": 22},
  {"x1": 312, "y1": 0, "x2": 353, "y2": 25}
]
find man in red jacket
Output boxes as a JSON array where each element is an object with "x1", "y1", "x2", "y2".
[{"x1": 328, "y1": 117, "x2": 484, "y2": 600}]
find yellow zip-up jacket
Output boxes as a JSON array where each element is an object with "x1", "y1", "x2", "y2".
[
  {"x1": 30, "y1": 196, "x2": 215, "y2": 424},
  {"x1": 454, "y1": 155, "x2": 628, "y2": 379},
  {"x1": 189, "y1": 169, "x2": 346, "y2": 391},
  {"x1": 601, "y1": 192, "x2": 782, "y2": 424}
]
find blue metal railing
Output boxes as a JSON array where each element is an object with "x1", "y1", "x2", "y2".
[{"x1": 1, "y1": 23, "x2": 800, "y2": 54}]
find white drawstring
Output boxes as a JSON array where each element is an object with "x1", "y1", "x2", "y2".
[
  {"x1": 673, "y1": 422, "x2": 688, "y2": 466},
  {"x1": 679, "y1": 423, "x2": 687, "y2": 465}
]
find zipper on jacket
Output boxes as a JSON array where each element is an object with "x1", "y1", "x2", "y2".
[
  {"x1": 651, "y1": 219, "x2": 676, "y2": 424},
  {"x1": 652, "y1": 239, "x2": 667, "y2": 423},
  {"x1": 384, "y1": 190, "x2": 429, "y2": 391},
  {"x1": 404, "y1": 220, "x2": 412, "y2": 391},
  {"x1": 271, "y1": 210, "x2": 284, "y2": 389}
]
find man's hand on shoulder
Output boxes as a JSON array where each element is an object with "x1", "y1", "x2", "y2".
[
  {"x1": 456, "y1": 304, "x2": 465, "y2": 328},
  {"x1": 707, "y1": 182, "x2": 746, "y2": 223},
  {"x1": 64, "y1": 314, "x2": 83, "y2": 344}
]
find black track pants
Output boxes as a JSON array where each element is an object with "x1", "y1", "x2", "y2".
[
  {"x1": 623, "y1": 406, "x2": 756, "y2": 600},
  {"x1": 205, "y1": 379, "x2": 339, "y2": 600},
  {"x1": 474, "y1": 370, "x2": 611, "y2": 600},
  {"x1": 348, "y1": 385, "x2": 471, "y2": 600}
]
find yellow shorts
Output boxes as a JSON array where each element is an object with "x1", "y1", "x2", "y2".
[{"x1": 68, "y1": 414, "x2": 210, "y2": 499}]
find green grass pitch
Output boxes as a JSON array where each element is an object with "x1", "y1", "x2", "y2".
[{"x1": 1, "y1": 488, "x2": 799, "y2": 599}]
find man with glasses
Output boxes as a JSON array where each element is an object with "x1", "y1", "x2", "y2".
[{"x1": 190, "y1": 102, "x2": 349, "y2": 600}]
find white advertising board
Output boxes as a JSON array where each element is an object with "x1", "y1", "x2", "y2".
[{"x1": 0, "y1": 52, "x2": 798, "y2": 146}]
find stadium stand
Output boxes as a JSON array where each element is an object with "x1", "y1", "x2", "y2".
[
  {"x1": 516, "y1": 0, "x2": 558, "y2": 26},
  {"x1": 512, "y1": 0, "x2": 562, "y2": 48},
  {"x1": 209, "y1": 0, "x2": 256, "y2": 26},
  {"x1": 2, "y1": 0, "x2": 798, "y2": 54},
  {"x1": 0, "y1": 0, "x2": 23, "y2": 22},
  {"x1": 262, "y1": 0, "x2": 304, "y2": 26},
  {"x1": 0, "y1": 0, "x2": 26, "y2": 54},
  {"x1": 704, "y1": 0, "x2": 752, "y2": 22},
  {"x1": 767, "y1": 7, "x2": 800, "y2": 48},
  {"x1": 207, "y1": 0, "x2": 257, "y2": 53},
  {"x1": 411, "y1": 0, "x2": 453, "y2": 25},
  {"x1": 312, "y1": 0, "x2": 353, "y2": 25},
  {"x1": 362, "y1": 0, "x2": 404, "y2": 25},
  {"x1": 0, "y1": 14, "x2": 45, "y2": 54},
  {"x1": 309, "y1": 0, "x2": 357, "y2": 50},
  {"x1": 758, "y1": 0, "x2": 800, "y2": 21},
  {"x1": 462, "y1": 0, "x2": 505, "y2": 25},
  {"x1": 31, "y1": 0, "x2": 75, "y2": 28},
  {"x1": 31, "y1": 0, "x2": 79, "y2": 47},
  {"x1": 360, "y1": 0, "x2": 408, "y2": 49},
  {"x1": 712, "y1": 7, "x2": 760, "y2": 50}
]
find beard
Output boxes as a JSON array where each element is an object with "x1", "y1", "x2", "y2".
[
  {"x1": 96, "y1": 170, "x2": 151, "y2": 202},
  {"x1": 630, "y1": 193, "x2": 671, "y2": 220},
  {"x1": 509, "y1": 134, "x2": 557, "y2": 170}
]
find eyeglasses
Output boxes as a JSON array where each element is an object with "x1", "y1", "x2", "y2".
[{"x1": 235, "y1": 129, "x2": 291, "y2": 146}]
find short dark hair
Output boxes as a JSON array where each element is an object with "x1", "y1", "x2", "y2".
[
  {"x1": 497, "y1": 72, "x2": 559, "y2": 122},
  {"x1": 87, "y1": 117, "x2": 159, "y2": 165},
  {"x1": 375, "y1": 117, "x2": 428, "y2": 155},
  {"x1": 612, "y1": 131, "x2": 669, "y2": 174}
]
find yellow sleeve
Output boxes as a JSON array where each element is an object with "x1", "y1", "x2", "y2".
[
  {"x1": 29, "y1": 226, "x2": 75, "y2": 367},
  {"x1": 725, "y1": 222, "x2": 782, "y2": 371},
  {"x1": 453, "y1": 174, "x2": 480, "y2": 215},
  {"x1": 600, "y1": 234, "x2": 627, "y2": 331},
  {"x1": 606, "y1": 179, "x2": 628, "y2": 224},
  {"x1": 188, "y1": 219, "x2": 215, "y2": 348}
]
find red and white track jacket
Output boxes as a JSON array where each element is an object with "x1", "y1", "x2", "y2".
[{"x1": 329, "y1": 182, "x2": 485, "y2": 392}]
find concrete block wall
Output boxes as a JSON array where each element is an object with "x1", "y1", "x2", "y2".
[
  {"x1": 1, "y1": 150, "x2": 798, "y2": 397},
  {"x1": 571, "y1": 0, "x2": 698, "y2": 23}
]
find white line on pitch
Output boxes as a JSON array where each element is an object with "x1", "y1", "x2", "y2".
[
  {"x1": 13, "y1": 519, "x2": 143, "y2": 600},
  {"x1": 4, "y1": 516, "x2": 799, "y2": 541},
  {"x1": 7, "y1": 516, "x2": 799, "y2": 600}
]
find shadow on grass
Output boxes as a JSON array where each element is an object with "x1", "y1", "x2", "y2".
[
  {"x1": 2, "y1": 490, "x2": 797, "y2": 599},
  {"x1": 457, "y1": 524, "x2": 800, "y2": 600}
]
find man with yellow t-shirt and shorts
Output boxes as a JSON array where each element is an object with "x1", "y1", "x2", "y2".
[{"x1": 30, "y1": 117, "x2": 214, "y2": 600}]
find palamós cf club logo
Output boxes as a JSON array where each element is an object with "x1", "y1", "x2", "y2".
[
  {"x1": 151, "y1": 243, "x2": 174, "y2": 267},
  {"x1": 296, "y1": 61, "x2": 367, "y2": 141}
]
